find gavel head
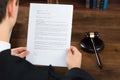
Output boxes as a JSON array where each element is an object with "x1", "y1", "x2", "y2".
[
  {"x1": 85, "y1": 32, "x2": 99, "y2": 38},
  {"x1": 80, "y1": 32, "x2": 104, "y2": 53}
]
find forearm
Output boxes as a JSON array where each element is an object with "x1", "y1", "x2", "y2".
[
  {"x1": 62, "y1": 68, "x2": 94, "y2": 80},
  {"x1": 0, "y1": 50, "x2": 49, "y2": 80}
]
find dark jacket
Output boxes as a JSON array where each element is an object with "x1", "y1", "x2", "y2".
[{"x1": 0, "y1": 49, "x2": 93, "y2": 80}]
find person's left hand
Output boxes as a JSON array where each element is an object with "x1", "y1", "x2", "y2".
[{"x1": 11, "y1": 47, "x2": 29, "y2": 58}]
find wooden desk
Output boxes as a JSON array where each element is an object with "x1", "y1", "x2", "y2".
[
  {"x1": 47, "y1": 0, "x2": 59, "y2": 4},
  {"x1": 11, "y1": 4, "x2": 120, "y2": 80}
]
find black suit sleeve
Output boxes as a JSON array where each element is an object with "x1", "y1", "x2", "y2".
[
  {"x1": 62, "y1": 68, "x2": 94, "y2": 80},
  {"x1": 0, "y1": 49, "x2": 49, "y2": 80},
  {"x1": 0, "y1": 49, "x2": 94, "y2": 80}
]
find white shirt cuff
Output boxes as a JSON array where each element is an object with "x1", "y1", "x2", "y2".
[{"x1": 0, "y1": 41, "x2": 11, "y2": 52}]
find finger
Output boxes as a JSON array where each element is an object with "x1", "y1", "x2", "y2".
[
  {"x1": 67, "y1": 48, "x2": 73, "y2": 56},
  {"x1": 71, "y1": 46, "x2": 78, "y2": 51},
  {"x1": 16, "y1": 47, "x2": 27, "y2": 53},
  {"x1": 70, "y1": 46, "x2": 82, "y2": 56},
  {"x1": 12, "y1": 47, "x2": 25, "y2": 52},
  {"x1": 18, "y1": 51, "x2": 29, "y2": 58},
  {"x1": 70, "y1": 46, "x2": 78, "y2": 54}
]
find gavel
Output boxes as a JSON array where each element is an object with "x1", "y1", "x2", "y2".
[{"x1": 80, "y1": 32, "x2": 104, "y2": 69}]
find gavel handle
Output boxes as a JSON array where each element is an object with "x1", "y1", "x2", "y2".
[{"x1": 91, "y1": 38, "x2": 103, "y2": 69}]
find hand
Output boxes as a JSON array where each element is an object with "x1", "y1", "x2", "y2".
[
  {"x1": 67, "y1": 46, "x2": 82, "y2": 70},
  {"x1": 11, "y1": 47, "x2": 29, "y2": 58}
]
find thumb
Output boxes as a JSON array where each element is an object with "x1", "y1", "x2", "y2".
[{"x1": 67, "y1": 48, "x2": 73, "y2": 56}]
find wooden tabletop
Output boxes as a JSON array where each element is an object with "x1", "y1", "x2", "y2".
[{"x1": 11, "y1": 5, "x2": 120, "y2": 80}]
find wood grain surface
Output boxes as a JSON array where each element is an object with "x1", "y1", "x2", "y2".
[{"x1": 10, "y1": 1, "x2": 120, "y2": 80}]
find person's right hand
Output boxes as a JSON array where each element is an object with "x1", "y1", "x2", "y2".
[{"x1": 67, "y1": 46, "x2": 82, "y2": 70}]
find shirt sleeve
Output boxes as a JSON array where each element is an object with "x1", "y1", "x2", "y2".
[{"x1": 0, "y1": 41, "x2": 11, "y2": 52}]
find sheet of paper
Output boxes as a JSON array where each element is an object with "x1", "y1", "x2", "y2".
[{"x1": 26, "y1": 3, "x2": 73, "y2": 67}]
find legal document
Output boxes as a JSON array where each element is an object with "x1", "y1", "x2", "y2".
[{"x1": 26, "y1": 3, "x2": 73, "y2": 67}]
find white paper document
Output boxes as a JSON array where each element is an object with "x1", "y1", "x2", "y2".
[{"x1": 26, "y1": 3, "x2": 73, "y2": 67}]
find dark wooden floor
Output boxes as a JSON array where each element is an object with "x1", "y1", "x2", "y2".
[{"x1": 11, "y1": 1, "x2": 120, "y2": 80}]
